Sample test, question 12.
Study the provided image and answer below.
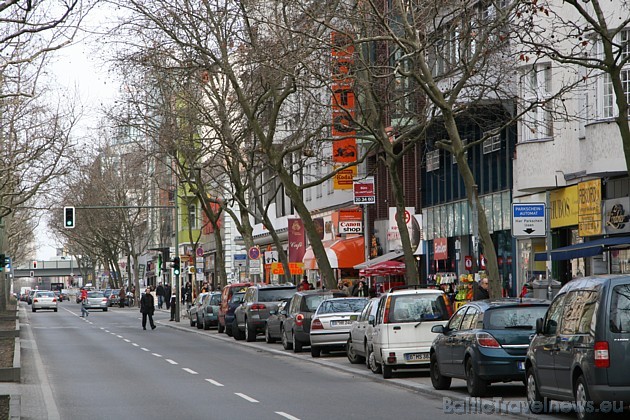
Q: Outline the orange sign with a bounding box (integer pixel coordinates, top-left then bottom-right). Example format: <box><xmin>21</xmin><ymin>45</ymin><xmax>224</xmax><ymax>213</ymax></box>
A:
<box><xmin>331</xmin><ymin>32</ymin><xmax>356</xmax><ymax>165</ymax></box>
<box><xmin>334</xmin><ymin>165</ymin><xmax>357</xmax><ymax>190</ymax></box>
<box><xmin>271</xmin><ymin>262</ymin><xmax>304</xmax><ymax>275</ymax></box>
<box><xmin>339</xmin><ymin>209</ymin><xmax>362</xmax><ymax>221</ymax></box>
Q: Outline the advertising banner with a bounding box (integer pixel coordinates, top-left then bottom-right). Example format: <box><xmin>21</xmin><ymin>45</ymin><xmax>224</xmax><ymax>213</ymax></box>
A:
<box><xmin>578</xmin><ymin>179</ymin><xmax>602</xmax><ymax>236</ymax></box>
<box><xmin>287</xmin><ymin>218</ymin><xmax>306</xmax><ymax>263</ymax></box>
<box><xmin>604</xmin><ymin>197</ymin><xmax>630</xmax><ymax>234</ymax></box>
<box><xmin>550</xmin><ymin>185</ymin><xmax>579</xmax><ymax>228</ymax></box>
<box><xmin>434</xmin><ymin>237</ymin><xmax>448</xmax><ymax>260</ymax></box>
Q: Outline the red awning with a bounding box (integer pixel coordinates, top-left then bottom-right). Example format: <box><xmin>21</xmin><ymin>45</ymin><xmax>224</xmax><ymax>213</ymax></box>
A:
<box><xmin>359</xmin><ymin>260</ymin><xmax>406</xmax><ymax>277</ymax></box>
<box><xmin>302</xmin><ymin>236</ymin><xmax>365</xmax><ymax>269</ymax></box>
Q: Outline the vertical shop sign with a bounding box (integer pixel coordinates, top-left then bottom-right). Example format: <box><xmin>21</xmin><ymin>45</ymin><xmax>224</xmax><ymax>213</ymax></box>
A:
<box><xmin>434</xmin><ymin>238</ymin><xmax>448</xmax><ymax>260</ymax></box>
<box><xmin>287</xmin><ymin>218</ymin><xmax>306</xmax><ymax>263</ymax></box>
<box><xmin>578</xmin><ymin>179</ymin><xmax>602</xmax><ymax>236</ymax></box>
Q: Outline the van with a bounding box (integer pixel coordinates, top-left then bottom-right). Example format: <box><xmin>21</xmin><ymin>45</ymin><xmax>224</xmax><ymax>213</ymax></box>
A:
<box><xmin>217</xmin><ymin>282</ymin><xmax>251</xmax><ymax>334</ymax></box>
<box><xmin>526</xmin><ymin>275</ymin><xmax>630</xmax><ymax>420</ymax></box>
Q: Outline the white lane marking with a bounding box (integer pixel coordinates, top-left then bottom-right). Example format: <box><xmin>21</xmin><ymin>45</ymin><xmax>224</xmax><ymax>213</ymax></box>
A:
<box><xmin>116</xmin><ymin>335</ymin><xmax>123</xmax><ymax>338</ymax></box>
<box><xmin>235</xmin><ymin>393</ymin><xmax>259</xmax><ymax>403</ymax></box>
<box><xmin>205</xmin><ymin>379</ymin><xmax>224</xmax><ymax>387</ymax></box>
<box><xmin>182</xmin><ymin>368</ymin><xmax>198</xmax><ymax>374</ymax></box>
<box><xmin>165</xmin><ymin>359</ymin><xmax>178</xmax><ymax>365</ymax></box>
<box><xmin>132</xmin><ymin>343</ymin><xmax>139</xmax><ymax>347</ymax></box>
<box><xmin>152</xmin><ymin>353</ymin><xmax>162</xmax><ymax>357</ymax></box>
<box><xmin>110</xmin><ymin>332</ymin><xmax>116</xmax><ymax>335</ymax></box>
<box><xmin>123</xmin><ymin>339</ymin><xmax>131</xmax><ymax>343</ymax></box>
<box><xmin>276</xmin><ymin>412</ymin><xmax>300</xmax><ymax>420</ymax></box>
<box><xmin>104</xmin><ymin>330</ymin><xmax>110</xmax><ymax>333</ymax></box>
<box><xmin>141</xmin><ymin>348</ymin><xmax>149</xmax><ymax>352</ymax></box>
<box><xmin>100</xmin><ymin>327</ymin><xmax>105</xmax><ymax>330</ymax></box>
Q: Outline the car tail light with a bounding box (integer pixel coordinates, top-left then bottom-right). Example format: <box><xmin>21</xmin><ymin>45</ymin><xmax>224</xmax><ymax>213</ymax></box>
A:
<box><xmin>251</xmin><ymin>304</ymin><xmax>266</xmax><ymax>310</ymax></box>
<box><xmin>52</xmin><ymin>298</ymin><xmax>57</xmax><ymax>302</ymax></box>
<box><xmin>33</xmin><ymin>299</ymin><xmax>38</xmax><ymax>303</ymax></box>
<box><xmin>296</xmin><ymin>313</ymin><xmax>305</xmax><ymax>326</ymax></box>
<box><xmin>387</xmin><ymin>352</ymin><xmax>397</xmax><ymax>364</ymax></box>
<box><xmin>311</xmin><ymin>319</ymin><xmax>324</xmax><ymax>330</ymax></box>
<box><xmin>102</xmin><ymin>298</ymin><xmax>108</xmax><ymax>303</ymax></box>
<box><xmin>383</xmin><ymin>297</ymin><xmax>392</xmax><ymax>324</ymax></box>
<box><xmin>594</xmin><ymin>341</ymin><xmax>610</xmax><ymax>368</ymax></box>
<box><xmin>476</xmin><ymin>332</ymin><xmax>501</xmax><ymax>348</ymax></box>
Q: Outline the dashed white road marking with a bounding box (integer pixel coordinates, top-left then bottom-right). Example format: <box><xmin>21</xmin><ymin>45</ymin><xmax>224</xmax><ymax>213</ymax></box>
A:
<box><xmin>116</xmin><ymin>335</ymin><xmax>123</xmax><ymax>338</ymax></box>
<box><xmin>235</xmin><ymin>393</ymin><xmax>259</xmax><ymax>403</ymax></box>
<box><xmin>152</xmin><ymin>353</ymin><xmax>162</xmax><ymax>357</ymax></box>
<box><xmin>165</xmin><ymin>359</ymin><xmax>178</xmax><ymax>365</ymax></box>
<box><xmin>276</xmin><ymin>412</ymin><xmax>300</xmax><ymax>420</ymax></box>
<box><xmin>104</xmin><ymin>330</ymin><xmax>110</xmax><ymax>333</ymax></box>
<box><xmin>205</xmin><ymin>379</ymin><xmax>224</xmax><ymax>387</ymax></box>
<box><xmin>123</xmin><ymin>339</ymin><xmax>131</xmax><ymax>343</ymax></box>
<box><xmin>132</xmin><ymin>343</ymin><xmax>139</xmax><ymax>347</ymax></box>
<box><xmin>182</xmin><ymin>368</ymin><xmax>198</xmax><ymax>374</ymax></box>
<box><xmin>141</xmin><ymin>348</ymin><xmax>149</xmax><ymax>352</ymax></box>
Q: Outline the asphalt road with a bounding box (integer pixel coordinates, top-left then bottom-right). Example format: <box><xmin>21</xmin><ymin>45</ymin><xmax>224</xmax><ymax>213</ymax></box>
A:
<box><xmin>21</xmin><ymin>302</ymin><xmax>602</xmax><ymax>420</ymax></box>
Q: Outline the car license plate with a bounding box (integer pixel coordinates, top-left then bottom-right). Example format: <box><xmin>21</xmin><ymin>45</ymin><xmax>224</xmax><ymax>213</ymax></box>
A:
<box><xmin>404</xmin><ymin>352</ymin><xmax>430</xmax><ymax>362</ymax></box>
<box><xmin>517</xmin><ymin>361</ymin><xmax>525</xmax><ymax>371</ymax></box>
<box><xmin>331</xmin><ymin>320</ymin><xmax>353</xmax><ymax>326</ymax></box>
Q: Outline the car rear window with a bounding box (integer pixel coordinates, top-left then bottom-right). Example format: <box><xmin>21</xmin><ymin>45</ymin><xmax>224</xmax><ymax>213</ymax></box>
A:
<box><xmin>37</xmin><ymin>292</ymin><xmax>54</xmax><ymax>297</ymax></box>
<box><xmin>317</xmin><ymin>298</ymin><xmax>368</xmax><ymax>314</ymax></box>
<box><xmin>610</xmin><ymin>284</ymin><xmax>630</xmax><ymax>333</ymax></box>
<box><xmin>89</xmin><ymin>292</ymin><xmax>104</xmax><ymax>298</ymax></box>
<box><xmin>258</xmin><ymin>288</ymin><xmax>296</xmax><ymax>302</ymax></box>
<box><xmin>305</xmin><ymin>294</ymin><xmax>337</xmax><ymax>311</ymax></box>
<box><xmin>230</xmin><ymin>292</ymin><xmax>244</xmax><ymax>303</ymax></box>
<box><xmin>210</xmin><ymin>294</ymin><xmax>221</xmax><ymax>305</ymax></box>
<box><xmin>485</xmin><ymin>306</ymin><xmax>548</xmax><ymax>329</ymax></box>
<box><xmin>389</xmin><ymin>293</ymin><xmax>450</xmax><ymax>322</ymax></box>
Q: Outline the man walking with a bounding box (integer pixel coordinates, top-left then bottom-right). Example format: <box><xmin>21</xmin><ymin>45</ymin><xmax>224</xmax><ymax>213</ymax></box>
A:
<box><xmin>164</xmin><ymin>284</ymin><xmax>171</xmax><ymax>310</ymax></box>
<box><xmin>156</xmin><ymin>282</ymin><xmax>165</xmax><ymax>309</ymax></box>
<box><xmin>80</xmin><ymin>291</ymin><xmax>89</xmax><ymax>318</ymax></box>
<box><xmin>140</xmin><ymin>287</ymin><xmax>156</xmax><ymax>330</ymax></box>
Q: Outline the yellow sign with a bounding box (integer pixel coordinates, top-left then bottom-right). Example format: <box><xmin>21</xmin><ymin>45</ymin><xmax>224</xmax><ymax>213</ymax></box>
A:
<box><xmin>550</xmin><ymin>185</ymin><xmax>579</xmax><ymax>228</ymax></box>
<box><xmin>271</xmin><ymin>262</ymin><xmax>304</xmax><ymax>275</ymax></box>
<box><xmin>334</xmin><ymin>165</ymin><xmax>357</xmax><ymax>190</ymax></box>
<box><xmin>578</xmin><ymin>179</ymin><xmax>602</xmax><ymax>237</ymax></box>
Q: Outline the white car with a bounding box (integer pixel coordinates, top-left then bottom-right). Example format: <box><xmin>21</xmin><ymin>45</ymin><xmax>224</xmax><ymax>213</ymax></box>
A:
<box><xmin>369</xmin><ymin>287</ymin><xmax>451</xmax><ymax>379</ymax></box>
<box><xmin>309</xmin><ymin>297</ymin><xmax>369</xmax><ymax>357</ymax></box>
<box><xmin>32</xmin><ymin>290</ymin><xmax>59</xmax><ymax>312</ymax></box>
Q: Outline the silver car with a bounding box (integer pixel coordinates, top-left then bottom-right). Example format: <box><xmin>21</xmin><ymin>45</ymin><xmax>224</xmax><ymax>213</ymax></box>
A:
<box><xmin>347</xmin><ymin>297</ymin><xmax>380</xmax><ymax>365</ymax></box>
<box><xmin>32</xmin><ymin>290</ymin><xmax>59</xmax><ymax>312</ymax></box>
<box><xmin>310</xmin><ymin>297</ymin><xmax>369</xmax><ymax>358</ymax></box>
<box><xmin>84</xmin><ymin>291</ymin><xmax>109</xmax><ymax>311</ymax></box>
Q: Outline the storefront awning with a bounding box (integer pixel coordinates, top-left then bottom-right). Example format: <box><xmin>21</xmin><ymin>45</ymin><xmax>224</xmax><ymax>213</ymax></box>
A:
<box><xmin>534</xmin><ymin>236</ymin><xmax>630</xmax><ymax>261</ymax></box>
<box><xmin>354</xmin><ymin>250</ymin><xmax>404</xmax><ymax>270</ymax></box>
<box><xmin>302</xmin><ymin>236</ymin><xmax>365</xmax><ymax>269</ymax></box>
<box><xmin>359</xmin><ymin>260</ymin><xmax>406</xmax><ymax>277</ymax></box>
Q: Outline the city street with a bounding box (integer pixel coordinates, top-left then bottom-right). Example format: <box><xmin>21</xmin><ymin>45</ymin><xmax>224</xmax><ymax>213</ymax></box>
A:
<box><xmin>17</xmin><ymin>301</ymin><xmax>589</xmax><ymax>420</ymax></box>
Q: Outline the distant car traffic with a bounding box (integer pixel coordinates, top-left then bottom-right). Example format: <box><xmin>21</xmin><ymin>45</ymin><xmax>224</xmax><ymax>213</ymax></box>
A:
<box><xmin>31</xmin><ymin>291</ymin><xmax>59</xmax><ymax>312</ymax></box>
<box><xmin>309</xmin><ymin>297</ymin><xmax>369</xmax><ymax>357</ymax></box>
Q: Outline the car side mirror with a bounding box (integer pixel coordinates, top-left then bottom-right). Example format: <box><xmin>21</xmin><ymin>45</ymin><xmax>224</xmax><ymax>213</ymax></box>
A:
<box><xmin>431</xmin><ymin>324</ymin><xmax>445</xmax><ymax>334</ymax></box>
<box><xmin>535</xmin><ymin>318</ymin><xmax>544</xmax><ymax>335</ymax></box>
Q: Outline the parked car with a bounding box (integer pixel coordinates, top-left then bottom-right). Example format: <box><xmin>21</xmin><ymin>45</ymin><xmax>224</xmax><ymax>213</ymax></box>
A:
<box><xmin>233</xmin><ymin>284</ymin><xmax>298</xmax><ymax>342</ymax></box>
<box><xmin>347</xmin><ymin>297</ymin><xmax>380</xmax><ymax>364</ymax></box>
<box><xmin>310</xmin><ymin>297</ymin><xmax>369</xmax><ymax>357</ymax></box>
<box><xmin>106</xmin><ymin>289</ymin><xmax>121</xmax><ymax>307</ymax></box>
<box><xmin>218</xmin><ymin>282</ymin><xmax>252</xmax><ymax>333</ymax></box>
<box><xmin>224</xmin><ymin>292</ymin><xmax>246</xmax><ymax>337</ymax></box>
<box><xmin>429</xmin><ymin>298</ymin><xmax>550</xmax><ymax>397</ymax></box>
<box><xmin>31</xmin><ymin>290</ymin><xmax>59</xmax><ymax>312</ymax></box>
<box><xmin>281</xmin><ymin>289</ymin><xmax>347</xmax><ymax>353</ymax></box>
<box><xmin>525</xmin><ymin>275</ymin><xmax>630</xmax><ymax>420</ymax></box>
<box><xmin>265</xmin><ymin>298</ymin><xmax>292</xmax><ymax>343</ymax></box>
<box><xmin>83</xmin><ymin>291</ymin><xmax>109</xmax><ymax>311</ymax></box>
<box><xmin>369</xmin><ymin>286</ymin><xmax>452</xmax><ymax>379</ymax></box>
<box><xmin>27</xmin><ymin>289</ymin><xmax>37</xmax><ymax>305</ymax></box>
<box><xmin>198</xmin><ymin>292</ymin><xmax>222</xmax><ymax>330</ymax></box>
<box><xmin>188</xmin><ymin>292</ymin><xmax>210</xmax><ymax>327</ymax></box>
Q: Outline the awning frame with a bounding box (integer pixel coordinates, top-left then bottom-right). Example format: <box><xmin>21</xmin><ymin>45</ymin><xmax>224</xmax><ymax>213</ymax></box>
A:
<box><xmin>534</xmin><ymin>236</ymin><xmax>630</xmax><ymax>261</ymax></box>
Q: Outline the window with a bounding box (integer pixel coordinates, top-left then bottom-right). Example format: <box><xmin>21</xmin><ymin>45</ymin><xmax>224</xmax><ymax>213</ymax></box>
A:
<box><xmin>485</xmin><ymin>306</ymin><xmax>549</xmax><ymax>329</ymax></box>
<box><xmin>543</xmin><ymin>293</ymin><xmax>566</xmax><ymax>335</ymax></box>
<box><xmin>447</xmin><ymin>306</ymin><xmax>467</xmax><ymax>331</ymax></box>
<box><xmin>188</xmin><ymin>204</ymin><xmax>198</xmax><ymax>229</ymax></box>
<box><xmin>610</xmin><ymin>284</ymin><xmax>630</xmax><ymax>333</ymax></box>
<box><xmin>521</xmin><ymin>63</ymin><xmax>553</xmax><ymax>142</ymax></box>
<box><xmin>599</xmin><ymin>29</ymin><xmax>630</xmax><ymax>118</ymax></box>
<box><xmin>560</xmin><ymin>290</ymin><xmax>598</xmax><ymax>335</ymax></box>
<box><xmin>427</xmin><ymin>149</ymin><xmax>440</xmax><ymax>172</ymax></box>
<box><xmin>482</xmin><ymin>135</ymin><xmax>501</xmax><ymax>154</ymax></box>
<box><xmin>460</xmin><ymin>307</ymin><xmax>480</xmax><ymax>330</ymax></box>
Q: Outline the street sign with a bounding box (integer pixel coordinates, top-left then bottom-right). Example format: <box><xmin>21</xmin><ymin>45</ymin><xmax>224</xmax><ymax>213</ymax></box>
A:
<box><xmin>512</xmin><ymin>203</ymin><xmax>546</xmax><ymax>237</ymax></box>
<box><xmin>248</xmin><ymin>246</ymin><xmax>261</xmax><ymax>260</ymax></box>
<box><xmin>339</xmin><ymin>220</ymin><xmax>363</xmax><ymax>234</ymax></box>
<box><xmin>264</xmin><ymin>251</ymin><xmax>278</xmax><ymax>265</ymax></box>
<box><xmin>353</xmin><ymin>177</ymin><xmax>375</xmax><ymax>204</ymax></box>
<box><xmin>249</xmin><ymin>259</ymin><xmax>261</xmax><ymax>275</ymax></box>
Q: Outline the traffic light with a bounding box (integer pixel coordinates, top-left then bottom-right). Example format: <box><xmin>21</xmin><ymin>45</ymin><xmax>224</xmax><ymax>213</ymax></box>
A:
<box><xmin>32</xmin><ymin>260</ymin><xmax>37</xmax><ymax>269</ymax></box>
<box><xmin>171</xmin><ymin>257</ymin><xmax>180</xmax><ymax>276</ymax></box>
<box><xmin>64</xmin><ymin>206</ymin><xmax>75</xmax><ymax>228</ymax></box>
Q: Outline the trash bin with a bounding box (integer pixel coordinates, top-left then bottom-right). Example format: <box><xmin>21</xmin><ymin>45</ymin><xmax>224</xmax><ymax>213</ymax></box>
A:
<box><xmin>532</xmin><ymin>279</ymin><xmax>562</xmax><ymax>300</ymax></box>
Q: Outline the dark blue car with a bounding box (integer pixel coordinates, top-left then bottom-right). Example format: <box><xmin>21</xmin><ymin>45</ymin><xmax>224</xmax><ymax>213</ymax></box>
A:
<box><xmin>224</xmin><ymin>292</ymin><xmax>245</xmax><ymax>337</ymax></box>
<box><xmin>429</xmin><ymin>298</ymin><xmax>549</xmax><ymax>397</ymax></box>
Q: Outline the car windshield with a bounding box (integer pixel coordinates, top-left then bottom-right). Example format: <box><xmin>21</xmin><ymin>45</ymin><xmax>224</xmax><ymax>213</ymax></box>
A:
<box><xmin>258</xmin><ymin>288</ymin><xmax>296</xmax><ymax>302</ymax></box>
<box><xmin>88</xmin><ymin>291</ymin><xmax>104</xmax><ymax>298</ymax></box>
<box><xmin>389</xmin><ymin>294</ymin><xmax>450</xmax><ymax>322</ymax></box>
<box><xmin>317</xmin><ymin>298</ymin><xmax>368</xmax><ymax>314</ymax></box>
<box><xmin>610</xmin><ymin>284</ymin><xmax>630</xmax><ymax>333</ymax></box>
<box><xmin>37</xmin><ymin>292</ymin><xmax>54</xmax><ymax>297</ymax></box>
<box><xmin>305</xmin><ymin>294</ymin><xmax>336</xmax><ymax>312</ymax></box>
<box><xmin>230</xmin><ymin>292</ymin><xmax>245</xmax><ymax>304</ymax></box>
<box><xmin>209</xmin><ymin>294</ymin><xmax>221</xmax><ymax>305</ymax></box>
<box><xmin>485</xmin><ymin>306</ymin><xmax>549</xmax><ymax>329</ymax></box>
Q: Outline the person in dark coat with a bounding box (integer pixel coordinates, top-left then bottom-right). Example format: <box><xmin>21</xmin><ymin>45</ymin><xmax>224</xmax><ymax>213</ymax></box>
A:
<box><xmin>156</xmin><ymin>282</ymin><xmax>165</xmax><ymax>309</ymax></box>
<box><xmin>140</xmin><ymin>287</ymin><xmax>156</xmax><ymax>330</ymax></box>
<box><xmin>169</xmin><ymin>289</ymin><xmax>177</xmax><ymax>321</ymax></box>
<box><xmin>473</xmin><ymin>278</ymin><xmax>490</xmax><ymax>301</ymax></box>
<box><xmin>164</xmin><ymin>284</ymin><xmax>172</xmax><ymax>310</ymax></box>
<box><xmin>185</xmin><ymin>282</ymin><xmax>193</xmax><ymax>309</ymax></box>
<box><xmin>352</xmin><ymin>280</ymin><xmax>369</xmax><ymax>297</ymax></box>
<box><xmin>119</xmin><ymin>286</ymin><xmax>126</xmax><ymax>308</ymax></box>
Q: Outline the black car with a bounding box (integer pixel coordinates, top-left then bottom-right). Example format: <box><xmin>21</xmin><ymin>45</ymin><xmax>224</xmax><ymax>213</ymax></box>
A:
<box><xmin>526</xmin><ymin>275</ymin><xmax>630</xmax><ymax>420</ymax></box>
<box><xmin>430</xmin><ymin>298</ymin><xmax>549</xmax><ymax>397</ymax></box>
<box><xmin>224</xmin><ymin>292</ymin><xmax>245</xmax><ymax>337</ymax></box>
<box><xmin>265</xmin><ymin>298</ymin><xmax>292</xmax><ymax>343</ymax></box>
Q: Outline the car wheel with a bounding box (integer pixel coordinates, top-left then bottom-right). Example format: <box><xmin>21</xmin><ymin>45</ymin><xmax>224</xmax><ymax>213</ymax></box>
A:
<box><xmin>466</xmin><ymin>358</ymin><xmax>487</xmax><ymax>397</ymax></box>
<box><xmin>281</xmin><ymin>327</ymin><xmax>293</xmax><ymax>350</ymax></box>
<box><xmin>526</xmin><ymin>367</ymin><xmax>547</xmax><ymax>414</ymax></box>
<box><xmin>311</xmin><ymin>345</ymin><xmax>321</xmax><ymax>358</ymax></box>
<box><xmin>203</xmin><ymin>318</ymin><xmax>210</xmax><ymax>330</ymax></box>
<box><xmin>196</xmin><ymin>315</ymin><xmax>203</xmax><ymax>329</ymax></box>
<box><xmin>32</xmin><ymin>308</ymin><xmax>36</xmax><ymax>313</ymax></box>
<box><xmin>103</xmin><ymin>308</ymin><xmax>108</xmax><ymax>312</ymax></box>
<box><xmin>382</xmin><ymin>363</ymin><xmax>393</xmax><ymax>379</ymax></box>
<box><xmin>54</xmin><ymin>308</ymin><xmax>58</xmax><ymax>313</ymax></box>
<box><xmin>430</xmin><ymin>352</ymin><xmax>452</xmax><ymax>390</ymax></box>
<box><xmin>347</xmin><ymin>338</ymin><xmax>365</xmax><ymax>364</ymax></box>
<box><xmin>368</xmin><ymin>348</ymin><xmax>382</xmax><ymax>374</ymax></box>
<box><xmin>245</xmin><ymin>320</ymin><xmax>257</xmax><ymax>342</ymax></box>
<box><xmin>190</xmin><ymin>315</ymin><xmax>195</xmax><ymax>327</ymax></box>
<box><xmin>575</xmin><ymin>375</ymin><xmax>598</xmax><ymax>420</ymax></box>
<box><xmin>225</xmin><ymin>323</ymin><xmax>233</xmax><ymax>337</ymax></box>
<box><xmin>218</xmin><ymin>322</ymin><xmax>225</xmax><ymax>334</ymax></box>
<box><xmin>265</xmin><ymin>325</ymin><xmax>276</xmax><ymax>343</ymax></box>
<box><xmin>233</xmin><ymin>319</ymin><xmax>244</xmax><ymax>340</ymax></box>
<box><xmin>293</xmin><ymin>332</ymin><xmax>303</xmax><ymax>353</ymax></box>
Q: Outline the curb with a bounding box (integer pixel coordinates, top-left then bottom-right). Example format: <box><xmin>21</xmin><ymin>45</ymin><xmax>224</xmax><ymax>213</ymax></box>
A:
<box><xmin>0</xmin><ymin>311</ymin><xmax>20</xmax><ymax>382</ymax></box>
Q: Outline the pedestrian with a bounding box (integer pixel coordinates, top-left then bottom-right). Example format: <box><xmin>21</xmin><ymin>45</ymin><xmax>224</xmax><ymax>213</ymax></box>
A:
<box><xmin>156</xmin><ymin>282</ymin><xmax>165</xmax><ymax>309</ymax></box>
<box><xmin>140</xmin><ymin>287</ymin><xmax>156</xmax><ymax>330</ymax></box>
<box><xmin>353</xmin><ymin>280</ymin><xmax>369</xmax><ymax>297</ymax></box>
<box><xmin>185</xmin><ymin>282</ymin><xmax>193</xmax><ymax>310</ymax></box>
<box><xmin>181</xmin><ymin>284</ymin><xmax>186</xmax><ymax>305</ymax></box>
<box><xmin>80</xmin><ymin>290</ymin><xmax>89</xmax><ymax>318</ymax></box>
<box><xmin>169</xmin><ymin>289</ymin><xmax>177</xmax><ymax>321</ymax></box>
<box><xmin>119</xmin><ymin>285</ymin><xmax>126</xmax><ymax>308</ymax></box>
<box><xmin>298</xmin><ymin>277</ymin><xmax>310</xmax><ymax>291</ymax></box>
<box><xmin>164</xmin><ymin>284</ymin><xmax>171</xmax><ymax>310</ymax></box>
<box><xmin>473</xmin><ymin>278</ymin><xmax>490</xmax><ymax>301</ymax></box>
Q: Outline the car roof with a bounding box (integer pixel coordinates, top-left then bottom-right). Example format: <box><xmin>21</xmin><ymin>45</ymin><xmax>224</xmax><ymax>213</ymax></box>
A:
<box><xmin>296</xmin><ymin>289</ymin><xmax>344</xmax><ymax>296</ymax></box>
<box><xmin>386</xmin><ymin>287</ymin><xmax>445</xmax><ymax>296</ymax></box>
<box><xmin>464</xmin><ymin>297</ymin><xmax>550</xmax><ymax>309</ymax></box>
<box><xmin>558</xmin><ymin>274</ymin><xmax>630</xmax><ymax>294</ymax></box>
